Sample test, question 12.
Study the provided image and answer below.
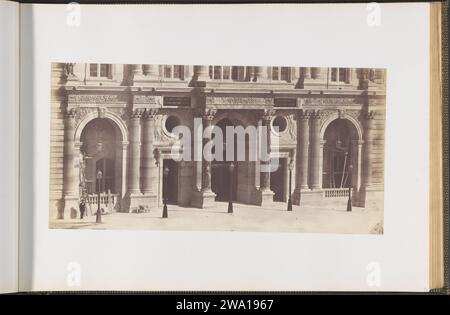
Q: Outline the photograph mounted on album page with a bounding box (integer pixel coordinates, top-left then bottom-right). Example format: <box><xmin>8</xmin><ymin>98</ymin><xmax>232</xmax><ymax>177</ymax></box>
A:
<box><xmin>0</xmin><ymin>1</ymin><xmax>444</xmax><ymax>293</ymax></box>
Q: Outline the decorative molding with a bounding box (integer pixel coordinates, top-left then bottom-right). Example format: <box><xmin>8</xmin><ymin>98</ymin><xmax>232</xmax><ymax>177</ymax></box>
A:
<box><xmin>202</xmin><ymin>108</ymin><xmax>217</xmax><ymax>121</ymax></box>
<box><xmin>133</xmin><ymin>95</ymin><xmax>163</xmax><ymax>106</ymax></box>
<box><xmin>68</xmin><ymin>94</ymin><xmax>123</xmax><ymax>104</ymax></box>
<box><xmin>366</xmin><ymin>110</ymin><xmax>376</xmax><ymax>120</ymax></box>
<box><xmin>303</xmin><ymin>97</ymin><xmax>358</xmax><ymax>106</ymax></box>
<box><xmin>206</xmin><ymin>96</ymin><xmax>274</xmax><ymax>107</ymax></box>
<box><xmin>262</xmin><ymin>108</ymin><xmax>276</xmax><ymax>121</ymax></box>
<box><xmin>144</xmin><ymin>108</ymin><xmax>159</xmax><ymax>119</ymax></box>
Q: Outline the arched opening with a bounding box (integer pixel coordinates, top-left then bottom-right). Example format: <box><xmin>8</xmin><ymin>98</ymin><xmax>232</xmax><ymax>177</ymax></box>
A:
<box><xmin>322</xmin><ymin>119</ymin><xmax>359</xmax><ymax>189</ymax></box>
<box><xmin>211</xmin><ymin>118</ymin><xmax>239</xmax><ymax>201</ymax></box>
<box><xmin>80</xmin><ymin>118</ymin><xmax>124</xmax><ymax>211</ymax></box>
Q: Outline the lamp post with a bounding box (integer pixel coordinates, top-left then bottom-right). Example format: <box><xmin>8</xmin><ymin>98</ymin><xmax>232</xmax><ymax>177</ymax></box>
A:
<box><xmin>96</xmin><ymin>169</ymin><xmax>102</xmax><ymax>223</ymax></box>
<box><xmin>287</xmin><ymin>160</ymin><xmax>293</xmax><ymax>211</ymax></box>
<box><xmin>162</xmin><ymin>166</ymin><xmax>169</xmax><ymax>218</ymax></box>
<box><xmin>347</xmin><ymin>164</ymin><xmax>353</xmax><ymax>212</ymax></box>
<box><xmin>228</xmin><ymin>162</ymin><xmax>235</xmax><ymax>214</ymax></box>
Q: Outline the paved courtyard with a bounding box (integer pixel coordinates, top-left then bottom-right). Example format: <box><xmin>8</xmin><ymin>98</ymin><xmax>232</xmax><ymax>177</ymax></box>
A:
<box><xmin>50</xmin><ymin>202</ymin><xmax>383</xmax><ymax>234</ymax></box>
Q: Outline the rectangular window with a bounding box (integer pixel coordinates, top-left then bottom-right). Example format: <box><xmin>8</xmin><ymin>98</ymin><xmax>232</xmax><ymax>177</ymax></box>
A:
<box><xmin>223</xmin><ymin>66</ymin><xmax>231</xmax><ymax>80</ymax></box>
<box><xmin>213</xmin><ymin>66</ymin><xmax>221</xmax><ymax>80</ymax></box>
<box><xmin>90</xmin><ymin>64</ymin><xmax>98</xmax><ymax>77</ymax></box>
<box><xmin>331</xmin><ymin>68</ymin><xmax>349</xmax><ymax>83</ymax></box>
<box><xmin>173</xmin><ymin>65</ymin><xmax>184</xmax><ymax>80</ymax></box>
<box><xmin>272</xmin><ymin>67</ymin><xmax>279</xmax><ymax>80</ymax></box>
<box><xmin>89</xmin><ymin>64</ymin><xmax>111</xmax><ymax>78</ymax></box>
<box><xmin>164</xmin><ymin>65</ymin><xmax>172</xmax><ymax>78</ymax></box>
<box><xmin>281</xmin><ymin>67</ymin><xmax>290</xmax><ymax>81</ymax></box>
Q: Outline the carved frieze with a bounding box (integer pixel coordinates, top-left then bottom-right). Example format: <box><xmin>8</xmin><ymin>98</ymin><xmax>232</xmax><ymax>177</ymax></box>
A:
<box><xmin>302</xmin><ymin>97</ymin><xmax>359</xmax><ymax>107</ymax></box>
<box><xmin>206</xmin><ymin>96</ymin><xmax>274</xmax><ymax>107</ymax></box>
<box><xmin>133</xmin><ymin>95</ymin><xmax>163</xmax><ymax>106</ymax></box>
<box><xmin>68</xmin><ymin>94</ymin><xmax>124</xmax><ymax>105</ymax></box>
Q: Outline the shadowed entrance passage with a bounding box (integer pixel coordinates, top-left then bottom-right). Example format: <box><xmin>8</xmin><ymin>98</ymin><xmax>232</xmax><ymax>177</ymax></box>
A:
<box><xmin>163</xmin><ymin>159</ymin><xmax>179</xmax><ymax>205</ymax></box>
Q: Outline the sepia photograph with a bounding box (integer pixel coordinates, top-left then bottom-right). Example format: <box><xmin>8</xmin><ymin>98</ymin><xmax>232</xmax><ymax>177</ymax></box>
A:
<box><xmin>49</xmin><ymin>63</ymin><xmax>386</xmax><ymax>234</ymax></box>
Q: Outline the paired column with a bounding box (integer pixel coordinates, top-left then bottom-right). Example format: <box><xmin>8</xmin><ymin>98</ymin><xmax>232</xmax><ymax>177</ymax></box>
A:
<box><xmin>128</xmin><ymin>109</ymin><xmax>142</xmax><ymax>194</ymax></box>
<box><xmin>254</xmin><ymin>66</ymin><xmax>268</xmax><ymax>82</ymax></box>
<box><xmin>363</xmin><ymin>111</ymin><xmax>375</xmax><ymax>188</ymax></box>
<box><xmin>142</xmin><ymin>64</ymin><xmax>159</xmax><ymax>78</ymax></box>
<box><xmin>260</xmin><ymin>109</ymin><xmax>274</xmax><ymax>191</ymax></box>
<box><xmin>141</xmin><ymin>109</ymin><xmax>157</xmax><ymax>194</ymax></box>
<box><xmin>202</xmin><ymin>109</ymin><xmax>216</xmax><ymax>192</ymax></box>
<box><xmin>194</xmin><ymin>65</ymin><xmax>210</xmax><ymax>82</ymax></box>
<box><xmin>297</xmin><ymin>110</ymin><xmax>310</xmax><ymax>189</ymax></box>
<box><xmin>309</xmin><ymin>110</ymin><xmax>322</xmax><ymax>190</ymax></box>
<box><xmin>63</xmin><ymin>109</ymin><xmax>78</xmax><ymax>197</ymax></box>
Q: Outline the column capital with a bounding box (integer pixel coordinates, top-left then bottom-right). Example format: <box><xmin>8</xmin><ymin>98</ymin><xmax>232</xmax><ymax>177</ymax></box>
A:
<box><xmin>310</xmin><ymin>110</ymin><xmax>322</xmax><ymax>120</ymax></box>
<box><xmin>365</xmin><ymin>110</ymin><xmax>376</xmax><ymax>120</ymax></box>
<box><xmin>144</xmin><ymin>108</ymin><xmax>159</xmax><ymax>120</ymax></box>
<box><xmin>262</xmin><ymin>108</ymin><xmax>276</xmax><ymax>122</ymax></box>
<box><xmin>131</xmin><ymin>109</ymin><xmax>144</xmax><ymax>119</ymax></box>
<box><xmin>297</xmin><ymin>109</ymin><xmax>311</xmax><ymax>120</ymax></box>
<box><xmin>65</xmin><ymin>108</ymin><xmax>77</xmax><ymax>119</ymax></box>
<box><xmin>202</xmin><ymin>108</ymin><xmax>217</xmax><ymax>121</ymax></box>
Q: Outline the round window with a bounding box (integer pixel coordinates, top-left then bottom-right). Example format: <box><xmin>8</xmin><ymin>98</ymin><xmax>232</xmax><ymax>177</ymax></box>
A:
<box><xmin>164</xmin><ymin>115</ymin><xmax>180</xmax><ymax>134</ymax></box>
<box><xmin>272</xmin><ymin>116</ymin><xmax>288</xmax><ymax>133</ymax></box>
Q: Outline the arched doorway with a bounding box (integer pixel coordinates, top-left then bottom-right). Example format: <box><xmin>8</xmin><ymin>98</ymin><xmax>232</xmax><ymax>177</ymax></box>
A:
<box><xmin>322</xmin><ymin>119</ymin><xmax>359</xmax><ymax>189</ymax></box>
<box><xmin>80</xmin><ymin>118</ymin><xmax>124</xmax><ymax>211</ymax></box>
<box><xmin>211</xmin><ymin>118</ymin><xmax>238</xmax><ymax>201</ymax></box>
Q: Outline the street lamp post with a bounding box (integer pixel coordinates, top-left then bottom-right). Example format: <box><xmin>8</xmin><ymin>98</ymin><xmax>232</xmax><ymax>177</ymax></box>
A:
<box><xmin>162</xmin><ymin>166</ymin><xmax>169</xmax><ymax>218</ymax></box>
<box><xmin>287</xmin><ymin>160</ymin><xmax>293</xmax><ymax>211</ymax></box>
<box><xmin>228</xmin><ymin>162</ymin><xmax>235</xmax><ymax>214</ymax></box>
<box><xmin>347</xmin><ymin>164</ymin><xmax>353</xmax><ymax>212</ymax></box>
<box><xmin>96</xmin><ymin>170</ymin><xmax>102</xmax><ymax>223</ymax></box>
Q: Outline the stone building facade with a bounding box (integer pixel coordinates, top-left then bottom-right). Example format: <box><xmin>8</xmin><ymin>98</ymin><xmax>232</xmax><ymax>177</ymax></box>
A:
<box><xmin>50</xmin><ymin>63</ymin><xmax>386</xmax><ymax>220</ymax></box>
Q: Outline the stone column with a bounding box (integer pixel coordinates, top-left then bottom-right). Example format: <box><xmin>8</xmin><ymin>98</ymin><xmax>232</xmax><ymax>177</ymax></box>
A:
<box><xmin>256</xmin><ymin>109</ymin><xmax>275</xmax><ymax>205</ymax></box>
<box><xmin>142</xmin><ymin>64</ymin><xmax>159</xmax><ymax>78</ymax></box>
<box><xmin>301</xmin><ymin>67</ymin><xmax>311</xmax><ymax>79</ymax></box>
<box><xmin>141</xmin><ymin>109</ymin><xmax>157</xmax><ymax>195</ymax></box>
<box><xmin>363</xmin><ymin>111</ymin><xmax>375</xmax><ymax>188</ymax></box>
<box><xmin>128</xmin><ymin>110</ymin><xmax>142</xmax><ymax>194</ymax></box>
<box><xmin>62</xmin><ymin>109</ymin><xmax>79</xmax><ymax>219</ymax></box>
<box><xmin>125</xmin><ymin>110</ymin><xmax>147</xmax><ymax>212</ymax></box>
<box><xmin>309</xmin><ymin>110</ymin><xmax>322</xmax><ymax>190</ymax></box>
<box><xmin>191</xmin><ymin>108</ymin><xmax>217</xmax><ymax>208</ymax></box>
<box><xmin>310</xmin><ymin>67</ymin><xmax>322</xmax><ymax>79</ymax></box>
<box><xmin>254</xmin><ymin>66</ymin><xmax>268</xmax><ymax>82</ymax></box>
<box><xmin>194</xmin><ymin>65</ymin><xmax>210</xmax><ymax>82</ymax></box>
<box><xmin>292</xmin><ymin>110</ymin><xmax>310</xmax><ymax>205</ymax></box>
<box><xmin>202</xmin><ymin>110</ymin><xmax>215</xmax><ymax>192</ymax></box>
<box><xmin>260</xmin><ymin>110</ymin><xmax>273</xmax><ymax>191</ymax></box>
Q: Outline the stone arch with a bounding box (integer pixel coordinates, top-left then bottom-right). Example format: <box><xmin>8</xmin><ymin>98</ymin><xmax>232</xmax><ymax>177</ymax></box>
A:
<box><xmin>74</xmin><ymin>109</ymin><xmax>128</xmax><ymax>144</ymax></box>
<box><xmin>320</xmin><ymin>112</ymin><xmax>363</xmax><ymax>141</ymax></box>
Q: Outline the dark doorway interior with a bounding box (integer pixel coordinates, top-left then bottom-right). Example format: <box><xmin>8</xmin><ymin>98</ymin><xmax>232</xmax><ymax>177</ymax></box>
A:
<box><xmin>163</xmin><ymin>159</ymin><xmax>178</xmax><ymax>205</ymax></box>
<box><xmin>212</xmin><ymin>162</ymin><xmax>237</xmax><ymax>202</ymax></box>
<box><xmin>270</xmin><ymin>158</ymin><xmax>286</xmax><ymax>202</ymax></box>
<box><xmin>95</xmin><ymin>158</ymin><xmax>115</xmax><ymax>193</ymax></box>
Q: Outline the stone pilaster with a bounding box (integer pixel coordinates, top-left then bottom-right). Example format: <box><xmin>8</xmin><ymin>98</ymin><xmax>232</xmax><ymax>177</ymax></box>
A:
<box><xmin>293</xmin><ymin>110</ymin><xmax>310</xmax><ymax>205</ymax></box>
<box><xmin>62</xmin><ymin>109</ymin><xmax>79</xmax><ymax>219</ymax></box>
<box><xmin>255</xmin><ymin>109</ymin><xmax>275</xmax><ymax>205</ymax></box>
<box><xmin>363</xmin><ymin>111</ymin><xmax>375</xmax><ymax>189</ymax></box>
<box><xmin>139</xmin><ymin>109</ymin><xmax>158</xmax><ymax>209</ymax></box>
<box><xmin>142</xmin><ymin>64</ymin><xmax>159</xmax><ymax>79</ymax></box>
<box><xmin>194</xmin><ymin>65</ymin><xmax>210</xmax><ymax>84</ymax></box>
<box><xmin>254</xmin><ymin>66</ymin><xmax>269</xmax><ymax>82</ymax></box>
<box><xmin>191</xmin><ymin>108</ymin><xmax>216</xmax><ymax>208</ymax></box>
<box><xmin>309</xmin><ymin>110</ymin><xmax>322</xmax><ymax>190</ymax></box>
<box><xmin>125</xmin><ymin>109</ymin><xmax>146</xmax><ymax>212</ymax></box>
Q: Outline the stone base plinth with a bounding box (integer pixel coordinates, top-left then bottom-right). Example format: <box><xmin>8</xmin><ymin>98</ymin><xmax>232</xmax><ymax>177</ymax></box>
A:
<box><xmin>358</xmin><ymin>187</ymin><xmax>384</xmax><ymax>210</ymax></box>
<box><xmin>63</xmin><ymin>195</ymin><xmax>79</xmax><ymax>219</ymax></box>
<box><xmin>125</xmin><ymin>193</ymin><xmax>157</xmax><ymax>213</ymax></box>
<box><xmin>254</xmin><ymin>189</ymin><xmax>275</xmax><ymax>206</ymax></box>
<box><xmin>191</xmin><ymin>190</ymin><xmax>217</xmax><ymax>208</ymax></box>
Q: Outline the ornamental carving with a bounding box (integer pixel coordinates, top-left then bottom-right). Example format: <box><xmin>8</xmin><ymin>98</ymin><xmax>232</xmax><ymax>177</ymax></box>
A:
<box><xmin>133</xmin><ymin>95</ymin><xmax>163</xmax><ymax>106</ymax></box>
<box><xmin>68</xmin><ymin>94</ymin><xmax>122</xmax><ymax>104</ymax></box>
<box><xmin>206</xmin><ymin>96</ymin><xmax>274</xmax><ymax>107</ymax></box>
<box><xmin>287</xmin><ymin>115</ymin><xmax>297</xmax><ymax>141</ymax></box>
<box><xmin>303</xmin><ymin>97</ymin><xmax>358</xmax><ymax>106</ymax></box>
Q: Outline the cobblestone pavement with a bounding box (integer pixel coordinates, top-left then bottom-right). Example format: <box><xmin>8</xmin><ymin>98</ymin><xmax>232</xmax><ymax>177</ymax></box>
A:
<box><xmin>50</xmin><ymin>202</ymin><xmax>383</xmax><ymax>234</ymax></box>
